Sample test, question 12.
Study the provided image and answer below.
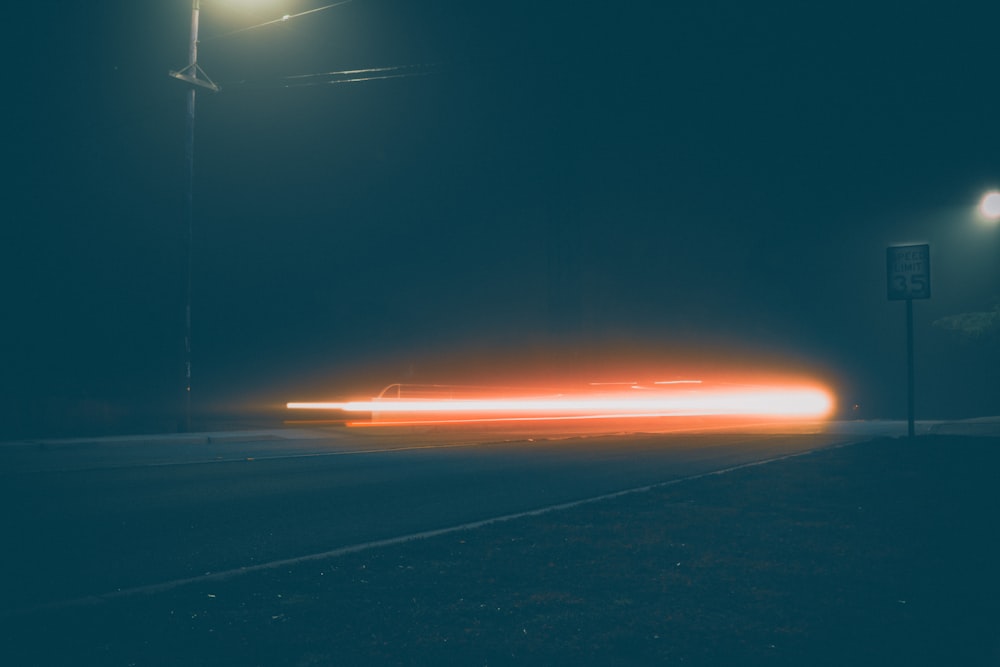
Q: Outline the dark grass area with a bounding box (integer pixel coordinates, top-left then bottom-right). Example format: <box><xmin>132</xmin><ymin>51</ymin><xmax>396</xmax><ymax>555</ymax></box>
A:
<box><xmin>6</xmin><ymin>435</ymin><xmax>1000</xmax><ymax>666</ymax></box>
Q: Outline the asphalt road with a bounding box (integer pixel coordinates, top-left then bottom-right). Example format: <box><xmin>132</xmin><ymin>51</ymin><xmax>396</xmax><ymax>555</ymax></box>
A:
<box><xmin>0</xmin><ymin>419</ymin><xmax>912</xmax><ymax>616</ymax></box>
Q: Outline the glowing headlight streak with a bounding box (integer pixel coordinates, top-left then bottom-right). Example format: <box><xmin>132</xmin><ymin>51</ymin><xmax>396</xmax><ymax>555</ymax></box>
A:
<box><xmin>287</xmin><ymin>384</ymin><xmax>834</xmax><ymax>425</ymax></box>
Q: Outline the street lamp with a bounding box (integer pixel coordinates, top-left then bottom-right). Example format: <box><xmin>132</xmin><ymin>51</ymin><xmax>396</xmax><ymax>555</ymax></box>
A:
<box><xmin>169</xmin><ymin>0</ymin><xmax>221</xmax><ymax>432</ymax></box>
<box><xmin>165</xmin><ymin>1</ymin><xmax>370</xmax><ymax>430</ymax></box>
<box><xmin>979</xmin><ymin>190</ymin><xmax>1000</xmax><ymax>221</ymax></box>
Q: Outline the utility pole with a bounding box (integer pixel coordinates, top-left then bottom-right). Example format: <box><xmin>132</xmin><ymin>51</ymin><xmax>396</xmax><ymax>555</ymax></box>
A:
<box><xmin>169</xmin><ymin>0</ymin><xmax>219</xmax><ymax>432</ymax></box>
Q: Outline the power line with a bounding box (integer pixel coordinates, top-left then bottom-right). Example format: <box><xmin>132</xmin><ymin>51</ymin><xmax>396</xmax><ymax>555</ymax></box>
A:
<box><xmin>202</xmin><ymin>0</ymin><xmax>356</xmax><ymax>41</ymax></box>
<box><xmin>222</xmin><ymin>63</ymin><xmax>439</xmax><ymax>90</ymax></box>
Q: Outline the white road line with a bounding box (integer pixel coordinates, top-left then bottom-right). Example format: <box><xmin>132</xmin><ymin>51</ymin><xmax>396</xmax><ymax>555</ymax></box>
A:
<box><xmin>11</xmin><ymin>437</ymin><xmax>863</xmax><ymax>617</ymax></box>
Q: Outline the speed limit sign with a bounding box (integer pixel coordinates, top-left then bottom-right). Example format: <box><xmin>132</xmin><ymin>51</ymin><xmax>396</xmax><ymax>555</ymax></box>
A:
<box><xmin>886</xmin><ymin>244</ymin><xmax>930</xmax><ymax>300</ymax></box>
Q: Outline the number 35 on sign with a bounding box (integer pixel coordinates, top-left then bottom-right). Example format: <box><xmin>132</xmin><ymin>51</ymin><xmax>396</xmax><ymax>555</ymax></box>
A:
<box><xmin>886</xmin><ymin>244</ymin><xmax>930</xmax><ymax>300</ymax></box>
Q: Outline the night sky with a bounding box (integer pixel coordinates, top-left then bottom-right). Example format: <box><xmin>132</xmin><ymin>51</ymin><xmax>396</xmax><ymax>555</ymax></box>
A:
<box><xmin>3</xmin><ymin>0</ymin><xmax>999</xmax><ymax>436</ymax></box>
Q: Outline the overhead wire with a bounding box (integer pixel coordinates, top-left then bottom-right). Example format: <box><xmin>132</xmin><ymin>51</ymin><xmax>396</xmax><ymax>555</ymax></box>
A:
<box><xmin>284</xmin><ymin>63</ymin><xmax>438</xmax><ymax>87</ymax></box>
<box><xmin>200</xmin><ymin>1</ymin><xmax>440</xmax><ymax>90</ymax></box>
<box><xmin>201</xmin><ymin>0</ymin><xmax>356</xmax><ymax>41</ymax></box>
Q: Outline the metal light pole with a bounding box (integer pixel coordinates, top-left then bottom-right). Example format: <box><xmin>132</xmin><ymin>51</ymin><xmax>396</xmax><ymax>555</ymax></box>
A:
<box><xmin>169</xmin><ymin>0</ymin><xmax>219</xmax><ymax>432</ymax></box>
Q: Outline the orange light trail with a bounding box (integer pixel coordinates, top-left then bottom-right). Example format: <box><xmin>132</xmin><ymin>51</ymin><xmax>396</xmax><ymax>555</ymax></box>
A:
<box><xmin>287</xmin><ymin>383</ymin><xmax>834</xmax><ymax>425</ymax></box>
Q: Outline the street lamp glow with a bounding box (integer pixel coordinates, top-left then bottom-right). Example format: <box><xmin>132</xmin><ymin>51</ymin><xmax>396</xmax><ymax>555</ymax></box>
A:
<box><xmin>980</xmin><ymin>191</ymin><xmax>1000</xmax><ymax>221</ymax></box>
<box><xmin>216</xmin><ymin>0</ymin><xmax>279</xmax><ymax>9</ymax></box>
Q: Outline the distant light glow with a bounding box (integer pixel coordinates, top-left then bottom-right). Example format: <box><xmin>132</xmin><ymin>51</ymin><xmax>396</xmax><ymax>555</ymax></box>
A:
<box><xmin>288</xmin><ymin>382</ymin><xmax>834</xmax><ymax>426</ymax></box>
<box><xmin>216</xmin><ymin>0</ymin><xmax>281</xmax><ymax>11</ymax></box>
<box><xmin>980</xmin><ymin>191</ymin><xmax>1000</xmax><ymax>220</ymax></box>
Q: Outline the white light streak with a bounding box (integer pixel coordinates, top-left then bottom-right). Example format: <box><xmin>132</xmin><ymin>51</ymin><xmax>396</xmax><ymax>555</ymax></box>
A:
<box><xmin>287</xmin><ymin>385</ymin><xmax>834</xmax><ymax>422</ymax></box>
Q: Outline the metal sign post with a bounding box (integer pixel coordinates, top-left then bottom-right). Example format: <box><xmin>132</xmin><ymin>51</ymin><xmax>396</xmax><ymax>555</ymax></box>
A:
<box><xmin>886</xmin><ymin>244</ymin><xmax>930</xmax><ymax>438</ymax></box>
